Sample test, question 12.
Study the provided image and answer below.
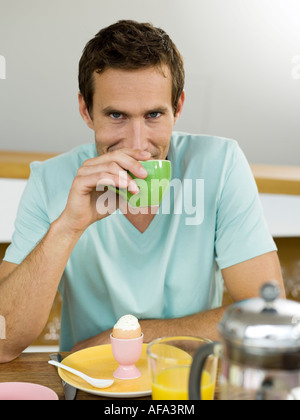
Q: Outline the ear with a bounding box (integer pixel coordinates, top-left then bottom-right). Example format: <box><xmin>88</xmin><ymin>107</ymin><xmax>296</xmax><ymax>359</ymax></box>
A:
<box><xmin>174</xmin><ymin>90</ymin><xmax>185</xmax><ymax>124</ymax></box>
<box><xmin>78</xmin><ymin>92</ymin><xmax>94</xmax><ymax>130</ymax></box>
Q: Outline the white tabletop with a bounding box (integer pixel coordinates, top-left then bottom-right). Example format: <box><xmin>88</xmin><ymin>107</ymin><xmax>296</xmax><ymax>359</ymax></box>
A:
<box><xmin>0</xmin><ymin>178</ymin><xmax>27</xmax><ymax>243</ymax></box>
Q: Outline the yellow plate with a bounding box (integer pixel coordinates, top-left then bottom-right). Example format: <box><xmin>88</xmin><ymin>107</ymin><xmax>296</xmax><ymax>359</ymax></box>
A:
<box><xmin>58</xmin><ymin>344</ymin><xmax>152</xmax><ymax>398</ymax></box>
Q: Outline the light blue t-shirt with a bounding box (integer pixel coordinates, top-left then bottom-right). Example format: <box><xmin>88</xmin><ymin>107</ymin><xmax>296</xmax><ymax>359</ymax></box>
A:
<box><xmin>4</xmin><ymin>132</ymin><xmax>277</xmax><ymax>350</ymax></box>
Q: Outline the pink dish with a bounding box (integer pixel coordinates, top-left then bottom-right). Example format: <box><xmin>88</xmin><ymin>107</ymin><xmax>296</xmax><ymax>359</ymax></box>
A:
<box><xmin>0</xmin><ymin>382</ymin><xmax>59</xmax><ymax>400</ymax></box>
<box><xmin>110</xmin><ymin>333</ymin><xmax>144</xmax><ymax>380</ymax></box>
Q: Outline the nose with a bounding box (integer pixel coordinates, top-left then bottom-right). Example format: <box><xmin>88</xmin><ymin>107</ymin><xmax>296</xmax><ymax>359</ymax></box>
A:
<box><xmin>126</xmin><ymin>118</ymin><xmax>147</xmax><ymax>150</ymax></box>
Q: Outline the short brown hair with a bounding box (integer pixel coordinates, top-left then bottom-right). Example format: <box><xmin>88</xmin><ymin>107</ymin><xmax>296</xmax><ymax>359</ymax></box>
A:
<box><xmin>78</xmin><ymin>20</ymin><xmax>185</xmax><ymax>117</ymax></box>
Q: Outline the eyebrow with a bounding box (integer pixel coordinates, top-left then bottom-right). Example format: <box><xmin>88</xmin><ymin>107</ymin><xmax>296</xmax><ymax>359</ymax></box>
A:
<box><xmin>101</xmin><ymin>106</ymin><xmax>169</xmax><ymax>116</ymax></box>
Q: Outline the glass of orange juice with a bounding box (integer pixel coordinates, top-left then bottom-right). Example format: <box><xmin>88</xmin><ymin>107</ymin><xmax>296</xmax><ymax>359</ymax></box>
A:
<box><xmin>147</xmin><ymin>336</ymin><xmax>218</xmax><ymax>400</ymax></box>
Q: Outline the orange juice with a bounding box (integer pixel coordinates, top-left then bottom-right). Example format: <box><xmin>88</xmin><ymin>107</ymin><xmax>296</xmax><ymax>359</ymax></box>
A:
<box><xmin>152</xmin><ymin>366</ymin><xmax>215</xmax><ymax>400</ymax></box>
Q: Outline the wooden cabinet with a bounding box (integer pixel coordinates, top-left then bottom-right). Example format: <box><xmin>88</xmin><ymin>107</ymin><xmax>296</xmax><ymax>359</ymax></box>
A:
<box><xmin>0</xmin><ymin>150</ymin><xmax>57</xmax><ymax>179</ymax></box>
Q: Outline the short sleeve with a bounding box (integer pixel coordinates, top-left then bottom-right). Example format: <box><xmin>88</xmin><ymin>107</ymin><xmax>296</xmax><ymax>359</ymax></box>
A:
<box><xmin>3</xmin><ymin>162</ymin><xmax>51</xmax><ymax>264</ymax></box>
<box><xmin>215</xmin><ymin>143</ymin><xmax>277</xmax><ymax>270</ymax></box>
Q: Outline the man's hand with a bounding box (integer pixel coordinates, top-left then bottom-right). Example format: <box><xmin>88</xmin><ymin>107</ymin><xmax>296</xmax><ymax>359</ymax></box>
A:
<box><xmin>58</xmin><ymin>149</ymin><xmax>151</xmax><ymax>235</ymax></box>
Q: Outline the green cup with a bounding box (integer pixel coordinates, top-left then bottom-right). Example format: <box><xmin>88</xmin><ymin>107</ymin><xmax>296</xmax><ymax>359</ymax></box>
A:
<box><xmin>109</xmin><ymin>160</ymin><xmax>172</xmax><ymax>208</ymax></box>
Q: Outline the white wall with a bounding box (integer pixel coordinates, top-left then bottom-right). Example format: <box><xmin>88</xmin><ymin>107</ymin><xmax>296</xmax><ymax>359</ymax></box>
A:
<box><xmin>0</xmin><ymin>0</ymin><xmax>299</xmax><ymax>164</ymax></box>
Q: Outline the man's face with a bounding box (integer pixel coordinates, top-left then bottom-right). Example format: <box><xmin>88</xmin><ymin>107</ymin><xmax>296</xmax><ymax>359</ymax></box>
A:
<box><xmin>79</xmin><ymin>66</ymin><xmax>184</xmax><ymax>160</ymax></box>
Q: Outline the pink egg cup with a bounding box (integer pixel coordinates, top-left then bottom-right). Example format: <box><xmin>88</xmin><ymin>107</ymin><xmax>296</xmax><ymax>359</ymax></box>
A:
<box><xmin>110</xmin><ymin>333</ymin><xmax>144</xmax><ymax>380</ymax></box>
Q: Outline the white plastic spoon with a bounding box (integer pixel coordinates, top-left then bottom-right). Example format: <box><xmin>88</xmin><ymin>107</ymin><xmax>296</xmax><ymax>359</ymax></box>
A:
<box><xmin>48</xmin><ymin>360</ymin><xmax>114</xmax><ymax>389</ymax></box>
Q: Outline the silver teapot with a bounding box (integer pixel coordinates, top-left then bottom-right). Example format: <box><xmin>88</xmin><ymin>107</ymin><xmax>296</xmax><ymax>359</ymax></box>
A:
<box><xmin>189</xmin><ymin>282</ymin><xmax>300</xmax><ymax>400</ymax></box>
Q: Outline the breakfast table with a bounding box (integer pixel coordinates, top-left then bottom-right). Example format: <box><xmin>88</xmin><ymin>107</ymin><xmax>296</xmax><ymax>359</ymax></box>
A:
<box><xmin>0</xmin><ymin>351</ymin><xmax>221</xmax><ymax>401</ymax></box>
<box><xmin>0</xmin><ymin>352</ymin><xmax>152</xmax><ymax>400</ymax></box>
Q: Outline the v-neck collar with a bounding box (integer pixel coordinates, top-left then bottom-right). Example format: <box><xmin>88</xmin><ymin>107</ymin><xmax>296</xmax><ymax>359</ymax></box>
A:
<box><xmin>117</xmin><ymin>205</ymin><xmax>163</xmax><ymax>242</ymax></box>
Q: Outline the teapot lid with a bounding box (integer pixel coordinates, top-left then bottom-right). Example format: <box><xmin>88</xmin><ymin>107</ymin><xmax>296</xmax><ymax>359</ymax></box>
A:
<box><xmin>219</xmin><ymin>282</ymin><xmax>300</xmax><ymax>351</ymax></box>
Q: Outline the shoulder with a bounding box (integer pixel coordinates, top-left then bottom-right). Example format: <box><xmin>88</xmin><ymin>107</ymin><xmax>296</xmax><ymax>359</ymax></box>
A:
<box><xmin>29</xmin><ymin>143</ymin><xmax>97</xmax><ymax>181</ymax></box>
<box><xmin>171</xmin><ymin>131</ymin><xmax>238</xmax><ymax>157</ymax></box>
<box><xmin>170</xmin><ymin>132</ymin><xmax>241</xmax><ymax>174</ymax></box>
<box><xmin>27</xmin><ymin>143</ymin><xmax>97</xmax><ymax>202</ymax></box>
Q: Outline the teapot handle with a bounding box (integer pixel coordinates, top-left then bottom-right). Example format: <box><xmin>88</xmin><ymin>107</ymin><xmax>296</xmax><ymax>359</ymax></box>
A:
<box><xmin>189</xmin><ymin>342</ymin><xmax>220</xmax><ymax>400</ymax></box>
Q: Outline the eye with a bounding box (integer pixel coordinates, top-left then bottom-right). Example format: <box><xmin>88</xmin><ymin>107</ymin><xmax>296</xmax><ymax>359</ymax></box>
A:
<box><xmin>147</xmin><ymin>112</ymin><xmax>162</xmax><ymax>120</ymax></box>
<box><xmin>110</xmin><ymin>113</ymin><xmax>124</xmax><ymax>120</ymax></box>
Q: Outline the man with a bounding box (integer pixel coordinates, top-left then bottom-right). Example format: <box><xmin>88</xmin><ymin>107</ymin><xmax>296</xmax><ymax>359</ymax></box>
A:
<box><xmin>0</xmin><ymin>20</ymin><xmax>284</xmax><ymax>362</ymax></box>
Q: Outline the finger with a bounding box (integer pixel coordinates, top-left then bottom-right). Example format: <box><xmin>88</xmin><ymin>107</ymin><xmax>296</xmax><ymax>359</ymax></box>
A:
<box><xmin>106</xmin><ymin>151</ymin><xmax>148</xmax><ymax>179</ymax></box>
<box><xmin>83</xmin><ymin>149</ymin><xmax>150</xmax><ymax>179</ymax></box>
<box><xmin>77</xmin><ymin>162</ymin><xmax>139</xmax><ymax>193</ymax></box>
<box><xmin>77</xmin><ymin>162</ymin><xmax>128</xmax><ymax>179</ymax></box>
<box><xmin>83</xmin><ymin>149</ymin><xmax>150</xmax><ymax>166</ymax></box>
<box><xmin>76</xmin><ymin>171</ymin><xmax>139</xmax><ymax>194</ymax></box>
